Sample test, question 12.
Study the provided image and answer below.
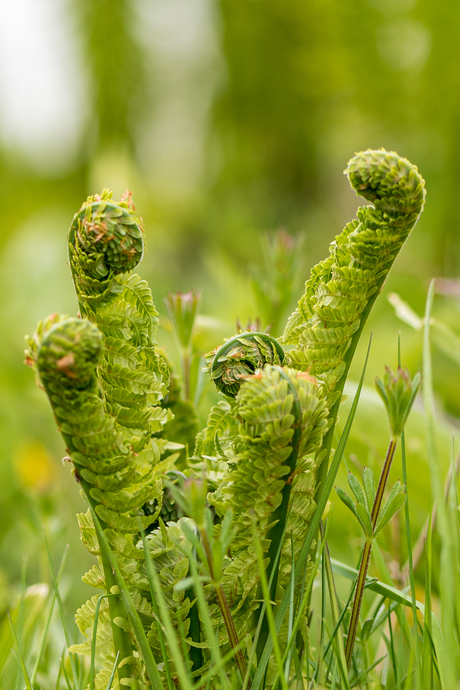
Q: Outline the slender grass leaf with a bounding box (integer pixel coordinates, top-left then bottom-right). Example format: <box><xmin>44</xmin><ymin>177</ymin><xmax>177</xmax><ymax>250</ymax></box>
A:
<box><xmin>421</xmin><ymin>513</ymin><xmax>433</xmax><ymax>690</ymax></box>
<box><xmin>90</xmin><ymin>509</ymin><xmax>165</xmax><ymax>690</ymax></box>
<box><xmin>423</xmin><ymin>280</ymin><xmax>456</xmax><ymax>690</ymax></box>
<box><xmin>105</xmin><ymin>651</ymin><xmax>120</xmax><ymax>690</ymax></box>
<box><xmin>30</xmin><ymin>545</ymin><xmax>68</xmax><ymax>685</ymax></box>
<box><xmin>7</xmin><ymin>613</ymin><xmax>33</xmax><ymax>690</ymax></box>
<box><xmin>43</xmin><ymin>531</ymin><xmax>78</xmax><ymax>690</ymax></box>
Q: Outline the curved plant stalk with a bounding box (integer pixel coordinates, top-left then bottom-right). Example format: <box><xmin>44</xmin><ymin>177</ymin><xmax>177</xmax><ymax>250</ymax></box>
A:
<box><xmin>282</xmin><ymin>149</ymin><xmax>426</xmax><ymax>502</ymax></box>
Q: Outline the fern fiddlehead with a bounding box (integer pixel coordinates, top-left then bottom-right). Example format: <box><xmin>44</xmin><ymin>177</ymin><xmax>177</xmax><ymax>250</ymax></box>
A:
<box><xmin>204</xmin><ymin>331</ymin><xmax>286</xmax><ymax>397</ymax></box>
<box><xmin>283</xmin><ymin>149</ymin><xmax>426</xmax><ymax>493</ymax></box>
<box><xmin>69</xmin><ymin>189</ymin><xmax>170</xmax><ymax>453</ymax></box>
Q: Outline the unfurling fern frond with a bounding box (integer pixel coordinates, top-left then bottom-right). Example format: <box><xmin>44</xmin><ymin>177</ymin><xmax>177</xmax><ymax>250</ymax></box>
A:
<box><xmin>281</xmin><ymin>149</ymin><xmax>426</xmax><ymax>500</ymax></box>
<box><xmin>206</xmin><ymin>365</ymin><xmax>329</xmax><ymax>646</ymax></box>
<box><xmin>35</xmin><ymin>318</ymin><xmax>161</xmax><ymax>536</ymax></box>
<box><xmin>68</xmin><ymin>190</ymin><xmax>170</xmax><ymax>454</ymax></box>
<box><xmin>204</xmin><ymin>331</ymin><xmax>287</xmax><ymax>397</ymax></box>
<box><xmin>283</xmin><ymin>150</ymin><xmax>425</xmax><ymax>397</ymax></box>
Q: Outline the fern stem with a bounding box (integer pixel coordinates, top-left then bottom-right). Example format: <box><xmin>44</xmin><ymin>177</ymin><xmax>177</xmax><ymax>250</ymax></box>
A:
<box><xmin>345</xmin><ymin>438</ymin><xmax>397</xmax><ymax>668</ymax></box>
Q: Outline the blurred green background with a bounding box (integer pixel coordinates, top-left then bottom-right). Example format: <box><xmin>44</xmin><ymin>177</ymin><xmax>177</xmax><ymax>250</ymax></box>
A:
<box><xmin>1</xmin><ymin>0</ymin><xmax>460</xmax><ymax>650</ymax></box>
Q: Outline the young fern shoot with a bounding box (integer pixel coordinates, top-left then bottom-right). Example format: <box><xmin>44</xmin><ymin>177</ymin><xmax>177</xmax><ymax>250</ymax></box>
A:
<box><xmin>25</xmin><ymin>148</ymin><xmax>426</xmax><ymax>688</ymax></box>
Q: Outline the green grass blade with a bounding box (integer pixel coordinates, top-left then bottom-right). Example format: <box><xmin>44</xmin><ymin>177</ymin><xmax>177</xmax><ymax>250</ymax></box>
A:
<box><xmin>423</xmin><ymin>280</ymin><xmax>456</xmax><ymax>689</ymax></box>
<box><xmin>61</xmin><ymin>655</ymin><xmax>74</xmax><ymax>690</ymax></box>
<box><xmin>372</xmin><ymin>543</ymin><xmax>411</xmax><ymax>646</ymax></box>
<box><xmin>400</xmin><ymin>318</ymin><xmax>420</xmax><ymax>682</ymax></box>
<box><xmin>43</xmin><ymin>531</ymin><xmax>78</xmax><ymax>690</ymax></box>
<box><xmin>251</xmin><ymin>516</ymin><xmax>289</xmax><ymax>690</ymax></box>
<box><xmin>54</xmin><ymin>654</ymin><xmax>63</xmax><ymax>690</ymax></box>
<box><xmin>331</xmin><ymin>556</ymin><xmax>451</xmax><ymax>687</ymax></box>
<box><xmin>251</xmin><ymin>332</ymin><xmax>373</xmax><ymax>690</ymax></box>
<box><xmin>139</xmin><ymin>527</ymin><xmax>182</xmax><ymax>690</ymax></box>
<box><xmin>104</xmin><ymin>651</ymin><xmax>120</xmax><ymax>690</ymax></box>
<box><xmin>421</xmin><ymin>512</ymin><xmax>433</xmax><ymax>690</ymax></box>
<box><xmin>322</xmin><ymin>529</ymin><xmax>349</xmax><ymax>690</ymax></box>
<box><xmin>90</xmin><ymin>594</ymin><xmax>116</xmax><ymax>690</ymax></box>
<box><xmin>30</xmin><ymin>546</ymin><xmax>68</xmax><ymax>685</ymax></box>
<box><xmin>90</xmin><ymin>508</ymin><xmax>165</xmax><ymax>690</ymax></box>
<box><xmin>186</xmin><ymin>556</ymin><xmax>232</xmax><ymax>690</ymax></box>
<box><xmin>7</xmin><ymin>612</ymin><xmax>33</xmax><ymax>690</ymax></box>
<box><xmin>271</xmin><ymin>531</ymin><xmax>326</xmax><ymax>690</ymax></box>
<box><xmin>191</xmin><ymin>639</ymin><xmax>245</xmax><ymax>690</ymax></box>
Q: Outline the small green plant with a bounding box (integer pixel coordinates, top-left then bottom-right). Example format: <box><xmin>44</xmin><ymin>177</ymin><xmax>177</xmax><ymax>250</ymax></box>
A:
<box><xmin>22</xmin><ymin>150</ymin><xmax>438</xmax><ymax>689</ymax></box>
<box><xmin>337</xmin><ymin>367</ymin><xmax>421</xmax><ymax>667</ymax></box>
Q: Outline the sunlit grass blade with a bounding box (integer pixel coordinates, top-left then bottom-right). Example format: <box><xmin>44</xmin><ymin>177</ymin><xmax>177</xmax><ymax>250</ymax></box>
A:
<box><xmin>423</xmin><ymin>280</ymin><xmax>456</xmax><ymax>689</ymax></box>
<box><xmin>372</xmin><ymin>543</ymin><xmax>411</xmax><ymax>647</ymax></box>
<box><xmin>186</xmin><ymin>556</ymin><xmax>232</xmax><ymax>690</ymax></box>
<box><xmin>104</xmin><ymin>651</ymin><xmax>120</xmax><ymax>690</ymax></box>
<box><xmin>326</xmin><ymin>620</ymin><xmax>351</xmax><ymax>690</ymax></box>
<box><xmin>191</xmin><ymin>638</ymin><xmax>245</xmax><ymax>690</ymax></box>
<box><xmin>90</xmin><ymin>508</ymin><xmax>165</xmax><ymax>690</ymax></box>
<box><xmin>349</xmin><ymin>654</ymin><xmax>386</xmax><ymax>688</ymax></box>
<box><xmin>54</xmin><ymin>654</ymin><xmax>63</xmax><ymax>690</ymax></box>
<box><xmin>90</xmin><ymin>594</ymin><xmax>116</xmax><ymax>690</ymax></box>
<box><xmin>421</xmin><ymin>512</ymin><xmax>433</xmax><ymax>690</ymax></box>
<box><xmin>43</xmin><ymin>530</ymin><xmax>78</xmax><ymax>690</ymax></box>
<box><xmin>283</xmin><ymin>534</ymin><xmax>296</xmax><ymax>681</ymax></box>
<box><xmin>331</xmin><ymin>555</ymin><xmax>450</xmax><ymax>686</ymax></box>
<box><xmin>398</xmin><ymin>332</ymin><xmax>422</xmax><ymax>682</ymax></box>
<box><xmin>387</xmin><ymin>609</ymin><xmax>398</xmax><ymax>687</ymax></box>
<box><xmin>61</xmin><ymin>654</ymin><xmax>74</xmax><ymax>690</ymax></box>
<box><xmin>322</xmin><ymin>528</ymin><xmax>349</xmax><ymax>690</ymax></box>
<box><xmin>139</xmin><ymin>526</ymin><xmax>185</xmax><ymax>690</ymax></box>
<box><xmin>318</xmin><ymin>574</ymin><xmax>358</xmax><ymax>687</ymax></box>
<box><xmin>243</xmin><ymin>529</ymin><xmax>285</xmax><ymax>690</ymax></box>
<box><xmin>251</xmin><ymin>332</ymin><xmax>373</xmax><ymax>690</ymax></box>
<box><xmin>7</xmin><ymin>612</ymin><xmax>33</xmax><ymax>690</ymax></box>
<box><xmin>270</xmin><ymin>530</ymin><xmax>326</xmax><ymax>690</ymax></box>
<box><xmin>30</xmin><ymin>545</ymin><xmax>68</xmax><ymax>685</ymax></box>
<box><xmin>251</xmin><ymin>515</ymin><xmax>288</xmax><ymax>690</ymax></box>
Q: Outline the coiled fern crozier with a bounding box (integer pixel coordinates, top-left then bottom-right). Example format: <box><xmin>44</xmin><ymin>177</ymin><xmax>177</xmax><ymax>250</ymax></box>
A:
<box><xmin>27</xmin><ymin>150</ymin><xmax>425</xmax><ymax>688</ymax></box>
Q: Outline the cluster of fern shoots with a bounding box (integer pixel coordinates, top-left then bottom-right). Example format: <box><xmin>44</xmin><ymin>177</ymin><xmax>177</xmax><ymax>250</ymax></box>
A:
<box><xmin>25</xmin><ymin>150</ymin><xmax>426</xmax><ymax>689</ymax></box>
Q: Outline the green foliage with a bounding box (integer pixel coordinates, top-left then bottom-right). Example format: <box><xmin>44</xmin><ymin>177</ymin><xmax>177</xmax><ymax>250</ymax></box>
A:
<box><xmin>22</xmin><ymin>150</ymin><xmax>444</xmax><ymax>689</ymax></box>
